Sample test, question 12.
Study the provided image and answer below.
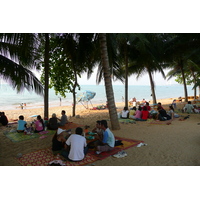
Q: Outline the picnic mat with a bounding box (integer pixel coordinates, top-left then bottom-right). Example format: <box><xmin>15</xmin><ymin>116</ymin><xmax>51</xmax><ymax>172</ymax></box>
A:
<box><xmin>17</xmin><ymin>136</ymin><xmax>144</xmax><ymax>166</ymax></box>
<box><xmin>3</xmin><ymin>130</ymin><xmax>55</xmax><ymax>142</ymax></box>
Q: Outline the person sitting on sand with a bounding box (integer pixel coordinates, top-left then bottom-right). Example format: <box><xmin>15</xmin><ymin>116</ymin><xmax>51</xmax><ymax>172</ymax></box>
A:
<box><xmin>157</xmin><ymin>106</ymin><xmax>171</xmax><ymax>121</ymax></box>
<box><xmin>47</xmin><ymin>113</ymin><xmax>58</xmax><ymax>130</ymax></box>
<box><xmin>157</xmin><ymin>102</ymin><xmax>164</xmax><ymax>110</ymax></box>
<box><xmin>129</xmin><ymin>107</ymin><xmax>136</xmax><ymax>119</ymax></box>
<box><xmin>52</xmin><ymin>128</ymin><xmax>67</xmax><ymax>155</ymax></box>
<box><xmin>141</xmin><ymin>106</ymin><xmax>149</xmax><ymax>121</ymax></box>
<box><xmin>17</xmin><ymin>115</ymin><xmax>27</xmax><ymax>133</ymax></box>
<box><xmin>145</xmin><ymin>102</ymin><xmax>151</xmax><ymax>111</ymax></box>
<box><xmin>95</xmin><ymin>120</ymin><xmax>115</xmax><ymax>155</ymax></box>
<box><xmin>61</xmin><ymin>127</ymin><xmax>88</xmax><ymax>162</ymax></box>
<box><xmin>57</xmin><ymin>110</ymin><xmax>68</xmax><ymax>126</ymax></box>
<box><xmin>33</xmin><ymin>115</ymin><xmax>44</xmax><ymax>133</ymax></box>
<box><xmin>183</xmin><ymin>101</ymin><xmax>195</xmax><ymax>114</ymax></box>
<box><xmin>168</xmin><ymin>105</ymin><xmax>179</xmax><ymax>119</ymax></box>
<box><xmin>193</xmin><ymin>105</ymin><xmax>200</xmax><ymax>114</ymax></box>
<box><xmin>0</xmin><ymin>112</ymin><xmax>8</xmax><ymax>126</ymax></box>
<box><xmin>121</xmin><ymin>106</ymin><xmax>129</xmax><ymax>119</ymax></box>
<box><xmin>92</xmin><ymin>120</ymin><xmax>103</xmax><ymax>140</ymax></box>
<box><xmin>131</xmin><ymin>106</ymin><xmax>142</xmax><ymax>120</ymax></box>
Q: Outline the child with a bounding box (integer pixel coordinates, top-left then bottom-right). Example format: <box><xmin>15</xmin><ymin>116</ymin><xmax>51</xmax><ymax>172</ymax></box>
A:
<box><xmin>33</xmin><ymin>115</ymin><xmax>44</xmax><ymax>133</ymax></box>
<box><xmin>17</xmin><ymin>115</ymin><xmax>27</xmax><ymax>133</ymax></box>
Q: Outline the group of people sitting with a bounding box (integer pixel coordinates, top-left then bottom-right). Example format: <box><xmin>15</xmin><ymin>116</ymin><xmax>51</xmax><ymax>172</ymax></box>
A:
<box><xmin>119</xmin><ymin>102</ymin><xmax>179</xmax><ymax>121</ymax></box>
<box><xmin>17</xmin><ymin>110</ymin><xmax>69</xmax><ymax>133</ymax></box>
<box><xmin>0</xmin><ymin>112</ymin><xmax>8</xmax><ymax>126</ymax></box>
<box><xmin>52</xmin><ymin>119</ymin><xmax>115</xmax><ymax>162</ymax></box>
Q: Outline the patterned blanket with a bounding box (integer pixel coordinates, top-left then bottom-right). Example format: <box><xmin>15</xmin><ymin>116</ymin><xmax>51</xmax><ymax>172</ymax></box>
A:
<box><xmin>17</xmin><ymin>136</ymin><xmax>144</xmax><ymax>166</ymax></box>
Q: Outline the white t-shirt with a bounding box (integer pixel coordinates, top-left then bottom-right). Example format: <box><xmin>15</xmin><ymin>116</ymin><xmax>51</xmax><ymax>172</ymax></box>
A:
<box><xmin>66</xmin><ymin>134</ymin><xmax>87</xmax><ymax>161</ymax></box>
<box><xmin>121</xmin><ymin>110</ymin><xmax>129</xmax><ymax>118</ymax></box>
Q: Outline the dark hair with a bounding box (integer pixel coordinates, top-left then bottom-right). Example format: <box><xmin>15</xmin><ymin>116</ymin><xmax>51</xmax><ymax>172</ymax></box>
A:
<box><xmin>169</xmin><ymin>105</ymin><xmax>174</xmax><ymax>111</ymax></box>
<box><xmin>76</xmin><ymin>127</ymin><xmax>83</xmax><ymax>135</ymax></box>
<box><xmin>143</xmin><ymin>106</ymin><xmax>147</xmax><ymax>111</ymax></box>
<box><xmin>146</xmin><ymin>102</ymin><xmax>149</xmax><ymax>106</ymax></box>
<box><xmin>138</xmin><ymin>106</ymin><xmax>142</xmax><ymax>111</ymax></box>
<box><xmin>62</xmin><ymin>110</ymin><xmax>66</xmax><ymax>114</ymax></box>
<box><xmin>96</xmin><ymin>120</ymin><xmax>101</xmax><ymax>125</ymax></box>
<box><xmin>19</xmin><ymin>115</ymin><xmax>24</xmax><ymax>120</ymax></box>
<box><xmin>188</xmin><ymin>101</ymin><xmax>191</xmax><ymax>104</ymax></box>
<box><xmin>124</xmin><ymin>107</ymin><xmax>128</xmax><ymax>111</ymax></box>
<box><xmin>132</xmin><ymin>106</ymin><xmax>136</xmax><ymax>111</ymax></box>
<box><xmin>100</xmin><ymin>120</ymin><xmax>108</xmax><ymax>128</ymax></box>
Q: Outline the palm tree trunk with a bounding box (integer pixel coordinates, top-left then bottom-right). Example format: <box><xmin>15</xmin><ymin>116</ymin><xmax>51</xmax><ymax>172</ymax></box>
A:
<box><xmin>147</xmin><ymin>67</ymin><xmax>157</xmax><ymax>104</ymax></box>
<box><xmin>99</xmin><ymin>33</ymin><xmax>120</xmax><ymax>130</ymax></box>
<box><xmin>72</xmin><ymin>63</ymin><xmax>78</xmax><ymax>117</ymax></box>
<box><xmin>125</xmin><ymin>44</ymin><xmax>128</xmax><ymax>108</ymax></box>
<box><xmin>191</xmin><ymin>70</ymin><xmax>197</xmax><ymax>98</ymax></box>
<box><xmin>180</xmin><ymin>60</ymin><xmax>188</xmax><ymax>102</ymax></box>
<box><xmin>44</xmin><ymin>33</ymin><xmax>49</xmax><ymax>120</ymax></box>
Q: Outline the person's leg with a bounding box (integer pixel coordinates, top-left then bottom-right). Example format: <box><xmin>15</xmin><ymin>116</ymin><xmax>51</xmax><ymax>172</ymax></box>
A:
<box><xmin>61</xmin><ymin>149</ymin><xmax>69</xmax><ymax>159</ymax></box>
<box><xmin>84</xmin><ymin>146</ymin><xmax>88</xmax><ymax>155</ymax></box>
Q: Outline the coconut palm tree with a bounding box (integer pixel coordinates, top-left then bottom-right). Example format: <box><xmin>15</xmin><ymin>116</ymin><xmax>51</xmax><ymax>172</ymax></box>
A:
<box><xmin>128</xmin><ymin>33</ymin><xmax>166</xmax><ymax>104</ymax></box>
<box><xmin>99</xmin><ymin>33</ymin><xmax>120</xmax><ymax>130</ymax></box>
<box><xmin>0</xmin><ymin>33</ymin><xmax>44</xmax><ymax>94</ymax></box>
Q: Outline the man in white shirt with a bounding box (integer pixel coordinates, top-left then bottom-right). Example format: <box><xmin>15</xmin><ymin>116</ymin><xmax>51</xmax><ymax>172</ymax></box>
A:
<box><xmin>61</xmin><ymin>127</ymin><xmax>88</xmax><ymax>161</ymax></box>
<box><xmin>183</xmin><ymin>101</ymin><xmax>195</xmax><ymax>113</ymax></box>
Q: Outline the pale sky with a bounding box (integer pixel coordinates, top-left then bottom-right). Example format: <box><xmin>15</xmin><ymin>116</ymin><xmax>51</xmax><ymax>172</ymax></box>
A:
<box><xmin>77</xmin><ymin>68</ymin><xmax>177</xmax><ymax>86</ymax></box>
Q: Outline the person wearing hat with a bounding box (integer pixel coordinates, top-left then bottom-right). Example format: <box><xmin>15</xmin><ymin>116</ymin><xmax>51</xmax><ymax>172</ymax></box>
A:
<box><xmin>61</xmin><ymin>127</ymin><xmax>88</xmax><ymax>162</ymax></box>
<box><xmin>52</xmin><ymin>128</ymin><xmax>67</xmax><ymax>155</ymax></box>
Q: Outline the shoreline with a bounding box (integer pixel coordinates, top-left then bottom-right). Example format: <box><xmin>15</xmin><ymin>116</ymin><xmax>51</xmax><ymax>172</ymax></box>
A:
<box><xmin>2</xmin><ymin>97</ymin><xmax>189</xmax><ymax>122</ymax></box>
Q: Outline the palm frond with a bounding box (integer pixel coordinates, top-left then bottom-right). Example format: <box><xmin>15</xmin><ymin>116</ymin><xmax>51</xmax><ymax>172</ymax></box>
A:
<box><xmin>0</xmin><ymin>55</ymin><xmax>44</xmax><ymax>95</ymax></box>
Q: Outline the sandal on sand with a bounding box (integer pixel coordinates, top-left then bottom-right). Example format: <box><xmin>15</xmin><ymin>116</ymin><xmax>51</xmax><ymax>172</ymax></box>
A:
<box><xmin>113</xmin><ymin>150</ymin><xmax>127</xmax><ymax>158</ymax></box>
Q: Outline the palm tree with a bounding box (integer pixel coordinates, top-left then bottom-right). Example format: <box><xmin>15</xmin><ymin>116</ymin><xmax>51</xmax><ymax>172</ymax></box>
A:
<box><xmin>44</xmin><ymin>33</ymin><xmax>50</xmax><ymax>120</ymax></box>
<box><xmin>0</xmin><ymin>33</ymin><xmax>44</xmax><ymax>94</ymax></box>
<box><xmin>99</xmin><ymin>33</ymin><xmax>120</xmax><ymax>130</ymax></box>
<box><xmin>128</xmin><ymin>33</ymin><xmax>165</xmax><ymax>104</ymax></box>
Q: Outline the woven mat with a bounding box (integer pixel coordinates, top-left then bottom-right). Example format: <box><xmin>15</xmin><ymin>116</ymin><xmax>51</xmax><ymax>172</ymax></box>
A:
<box><xmin>3</xmin><ymin>130</ymin><xmax>55</xmax><ymax>142</ymax></box>
<box><xmin>17</xmin><ymin>136</ymin><xmax>144</xmax><ymax>166</ymax></box>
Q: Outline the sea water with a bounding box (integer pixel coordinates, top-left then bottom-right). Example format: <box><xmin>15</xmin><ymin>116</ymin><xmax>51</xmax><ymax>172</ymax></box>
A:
<box><xmin>0</xmin><ymin>83</ymin><xmax>196</xmax><ymax>110</ymax></box>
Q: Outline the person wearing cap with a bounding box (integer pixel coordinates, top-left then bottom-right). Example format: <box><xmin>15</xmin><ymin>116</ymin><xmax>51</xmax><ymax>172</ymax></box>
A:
<box><xmin>52</xmin><ymin>128</ymin><xmax>67</xmax><ymax>155</ymax></box>
<box><xmin>61</xmin><ymin>127</ymin><xmax>88</xmax><ymax>162</ymax></box>
<box><xmin>47</xmin><ymin>113</ymin><xmax>58</xmax><ymax>130</ymax></box>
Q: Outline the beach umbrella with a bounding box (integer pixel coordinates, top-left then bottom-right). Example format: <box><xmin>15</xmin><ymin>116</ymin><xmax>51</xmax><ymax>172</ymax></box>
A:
<box><xmin>28</xmin><ymin>115</ymin><xmax>38</xmax><ymax>118</ymax></box>
<box><xmin>76</xmin><ymin>90</ymin><xmax>96</xmax><ymax>109</ymax></box>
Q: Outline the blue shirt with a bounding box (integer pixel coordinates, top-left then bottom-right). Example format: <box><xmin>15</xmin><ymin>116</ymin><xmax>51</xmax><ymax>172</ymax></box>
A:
<box><xmin>102</xmin><ymin>128</ymin><xmax>115</xmax><ymax>147</ymax></box>
<box><xmin>17</xmin><ymin>120</ymin><xmax>27</xmax><ymax>130</ymax></box>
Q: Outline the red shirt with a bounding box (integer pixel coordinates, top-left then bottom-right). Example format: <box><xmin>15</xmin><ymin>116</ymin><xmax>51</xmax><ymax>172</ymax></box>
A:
<box><xmin>141</xmin><ymin>110</ymin><xmax>149</xmax><ymax>120</ymax></box>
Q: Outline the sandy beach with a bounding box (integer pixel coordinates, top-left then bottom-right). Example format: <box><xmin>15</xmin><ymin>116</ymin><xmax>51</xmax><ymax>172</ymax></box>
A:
<box><xmin>1</xmin><ymin>97</ymin><xmax>200</xmax><ymax>166</ymax></box>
